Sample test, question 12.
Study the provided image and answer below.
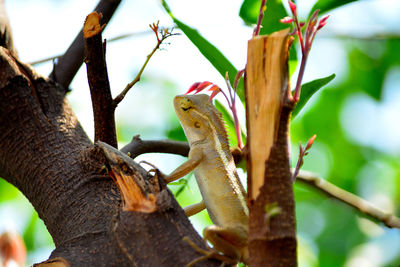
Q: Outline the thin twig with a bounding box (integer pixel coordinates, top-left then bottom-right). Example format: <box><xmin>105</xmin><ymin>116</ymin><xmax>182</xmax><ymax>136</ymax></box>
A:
<box><xmin>113</xmin><ymin>24</ymin><xmax>176</xmax><ymax>106</ymax></box>
<box><xmin>253</xmin><ymin>0</ymin><xmax>267</xmax><ymax>37</ymax></box>
<box><xmin>292</xmin><ymin>134</ymin><xmax>316</xmax><ymax>180</ymax></box>
<box><xmin>296</xmin><ymin>170</ymin><xmax>400</xmax><ymax>229</ymax></box>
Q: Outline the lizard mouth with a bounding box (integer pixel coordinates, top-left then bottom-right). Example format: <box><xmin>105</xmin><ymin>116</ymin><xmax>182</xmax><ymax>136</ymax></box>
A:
<box><xmin>181</xmin><ymin>106</ymin><xmax>191</xmax><ymax>111</ymax></box>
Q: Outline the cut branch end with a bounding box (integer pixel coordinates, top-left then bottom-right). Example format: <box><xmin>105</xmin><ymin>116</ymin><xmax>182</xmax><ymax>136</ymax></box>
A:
<box><xmin>83</xmin><ymin>12</ymin><xmax>105</xmax><ymax>39</ymax></box>
<box><xmin>98</xmin><ymin>141</ymin><xmax>157</xmax><ymax>213</ymax></box>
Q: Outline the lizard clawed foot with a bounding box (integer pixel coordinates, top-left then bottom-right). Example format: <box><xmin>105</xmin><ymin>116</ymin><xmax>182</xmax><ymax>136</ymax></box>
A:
<box><xmin>138</xmin><ymin>160</ymin><xmax>177</xmax><ymax>184</ymax></box>
<box><xmin>183</xmin><ymin>237</ymin><xmax>237</xmax><ymax>267</ymax></box>
<box><xmin>139</xmin><ymin>160</ymin><xmax>167</xmax><ymax>179</ymax></box>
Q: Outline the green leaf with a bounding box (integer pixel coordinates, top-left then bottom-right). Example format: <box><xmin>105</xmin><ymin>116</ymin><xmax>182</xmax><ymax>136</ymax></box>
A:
<box><xmin>239</xmin><ymin>0</ymin><xmax>260</xmax><ymax>25</ymax></box>
<box><xmin>292</xmin><ymin>73</ymin><xmax>336</xmax><ymax>118</ymax></box>
<box><xmin>260</xmin><ymin>0</ymin><xmax>289</xmax><ymax>35</ymax></box>
<box><xmin>311</xmin><ymin>0</ymin><xmax>360</xmax><ymax>14</ymax></box>
<box><xmin>239</xmin><ymin>0</ymin><xmax>288</xmax><ymax>34</ymax></box>
<box><xmin>161</xmin><ymin>0</ymin><xmax>244</xmax><ymax>101</ymax></box>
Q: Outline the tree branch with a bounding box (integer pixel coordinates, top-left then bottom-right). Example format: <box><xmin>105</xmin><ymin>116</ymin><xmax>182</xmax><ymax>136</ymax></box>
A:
<box><xmin>84</xmin><ymin>12</ymin><xmax>117</xmax><ymax>148</ymax></box>
<box><xmin>49</xmin><ymin>0</ymin><xmax>121</xmax><ymax>91</ymax></box>
<box><xmin>296</xmin><ymin>170</ymin><xmax>400</xmax><ymax>229</ymax></box>
<box><xmin>0</xmin><ymin>46</ymin><xmax>220</xmax><ymax>266</ymax></box>
<box><xmin>127</xmin><ymin>137</ymin><xmax>400</xmax><ymax>230</ymax></box>
<box><xmin>121</xmin><ymin>135</ymin><xmax>189</xmax><ymax>159</ymax></box>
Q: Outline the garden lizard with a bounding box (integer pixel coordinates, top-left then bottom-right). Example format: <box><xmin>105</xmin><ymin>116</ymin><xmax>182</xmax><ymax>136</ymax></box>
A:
<box><xmin>165</xmin><ymin>94</ymin><xmax>249</xmax><ymax>264</ymax></box>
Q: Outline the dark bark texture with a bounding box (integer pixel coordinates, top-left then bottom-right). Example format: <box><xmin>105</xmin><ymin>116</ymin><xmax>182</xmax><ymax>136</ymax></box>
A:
<box><xmin>0</xmin><ymin>47</ymin><xmax>221</xmax><ymax>266</ymax></box>
<box><xmin>248</xmin><ymin>103</ymin><xmax>297</xmax><ymax>266</ymax></box>
<box><xmin>84</xmin><ymin>16</ymin><xmax>117</xmax><ymax>148</ymax></box>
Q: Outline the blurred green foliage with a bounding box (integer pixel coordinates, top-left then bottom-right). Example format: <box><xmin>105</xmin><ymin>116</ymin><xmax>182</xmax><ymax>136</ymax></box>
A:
<box><xmin>311</xmin><ymin>0</ymin><xmax>360</xmax><ymax>15</ymax></box>
<box><xmin>1</xmin><ymin>0</ymin><xmax>400</xmax><ymax>266</ymax></box>
<box><xmin>240</xmin><ymin>0</ymin><xmax>288</xmax><ymax>34</ymax></box>
<box><xmin>163</xmin><ymin>0</ymin><xmax>400</xmax><ymax>266</ymax></box>
<box><xmin>290</xmin><ymin>38</ymin><xmax>400</xmax><ymax>266</ymax></box>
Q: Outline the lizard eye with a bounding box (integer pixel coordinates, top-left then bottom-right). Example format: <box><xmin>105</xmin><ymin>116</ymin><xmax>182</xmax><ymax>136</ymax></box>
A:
<box><xmin>181</xmin><ymin>106</ymin><xmax>191</xmax><ymax>111</ymax></box>
<box><xmin>194</xmin><ymin>121</ymin><xmax>201</xmax><ymax>128</ymax></box>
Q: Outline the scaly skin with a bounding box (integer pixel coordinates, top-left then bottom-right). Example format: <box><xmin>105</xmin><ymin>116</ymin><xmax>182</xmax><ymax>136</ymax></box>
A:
<box><xmin>167</xmin><ymin>94</ymin><xmax>248</xmax><ymax>263</ymax></box>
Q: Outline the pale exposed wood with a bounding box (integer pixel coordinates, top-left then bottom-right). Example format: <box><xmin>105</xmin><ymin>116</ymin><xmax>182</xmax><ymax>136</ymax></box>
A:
<box><xmin>246</xmin><ymin>29</ymin><xmax>290</xmax><ymax>200</ymax></box>
<box><xmin>34</xmin><ymin>257</ymin><xmax>70</xmax><ymax>267</ymax></box>
<box><xmin>83</xmin><ymin>12</ymin><xmax>104</xmax><ymax>38</ymax></box>
<box><xmin>98</xmin><ymin>142</ymin><xmax>157</xmax><ymax>213</ymax></box>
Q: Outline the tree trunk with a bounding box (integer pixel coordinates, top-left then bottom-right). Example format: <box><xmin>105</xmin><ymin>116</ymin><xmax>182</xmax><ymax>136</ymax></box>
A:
<box><xmin>0</xmin><ymin>47</ymin><xmax>220</xmax><ymax>266</ymax></box>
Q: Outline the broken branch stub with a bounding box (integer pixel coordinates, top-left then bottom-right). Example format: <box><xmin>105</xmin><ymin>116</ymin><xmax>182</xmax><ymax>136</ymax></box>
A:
<box><xmin>98</xmin><ymin>141</ymin><xmax>157</xmax><ymax>213</ymax></box>
<box><xmin>245</xmin><ymin>29</ymin><xmax>291</xmax><ymax>200</ymax></box>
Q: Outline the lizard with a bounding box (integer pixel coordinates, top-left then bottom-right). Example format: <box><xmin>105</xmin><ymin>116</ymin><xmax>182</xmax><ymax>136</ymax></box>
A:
<box><xmin>164</xmin><ymin>94</ymin><xmax>249</xmax><ymax>264</ymax></box>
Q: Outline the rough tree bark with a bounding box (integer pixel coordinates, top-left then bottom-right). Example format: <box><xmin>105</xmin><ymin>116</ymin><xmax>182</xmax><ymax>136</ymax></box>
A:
<box><xmin>0</xmin><ymin>2</ymin><xmax>220</xmax><ymax>266</ymax></box>
<box><xmin>0</xmin><ymin>48</ymin><xmax>222</xmax><ymax>266</ymax></box>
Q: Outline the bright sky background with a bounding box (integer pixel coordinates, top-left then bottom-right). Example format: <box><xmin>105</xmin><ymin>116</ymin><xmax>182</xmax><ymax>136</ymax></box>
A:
<box><xmin>1</xmin><ymin>0</ymin><xmax>400</xmax><ymax>265</ymax></box>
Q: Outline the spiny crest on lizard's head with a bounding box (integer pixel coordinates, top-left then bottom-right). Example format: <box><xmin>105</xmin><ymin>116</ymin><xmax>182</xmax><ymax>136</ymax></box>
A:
<box><xmin>173</xmin><ymin>94</ymin><xmax>229</xmax><ymax>145</ymax></box>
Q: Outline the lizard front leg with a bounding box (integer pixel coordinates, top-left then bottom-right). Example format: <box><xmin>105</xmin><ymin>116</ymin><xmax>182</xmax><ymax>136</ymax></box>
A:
<box><xmin>164</xmin><ymin>146</ymin><xmax>203</xmax><ymax>183</ymax></box>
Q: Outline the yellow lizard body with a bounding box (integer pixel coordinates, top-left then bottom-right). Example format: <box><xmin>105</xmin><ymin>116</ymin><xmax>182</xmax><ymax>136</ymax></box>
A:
<box><xmin>167</xmin><ymin>94</ymin><xmax>248</xmax><ymax>263</ymax></box>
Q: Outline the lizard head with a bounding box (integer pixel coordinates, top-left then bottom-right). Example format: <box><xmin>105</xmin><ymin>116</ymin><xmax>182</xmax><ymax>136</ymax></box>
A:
<box><xmin>174</xmin><ymin>94</ymin><xmax>229</xmax><ymax>147</ymax></box>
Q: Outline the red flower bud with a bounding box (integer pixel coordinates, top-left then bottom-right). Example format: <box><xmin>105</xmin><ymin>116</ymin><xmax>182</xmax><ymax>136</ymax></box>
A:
<box><xmin>185</xmin><ymin>82</ymin><xmax>200</xmax><ymax>94</ymax></box>
<box><xmin>185</xmin><ymin>81</ymin><xmax>213</xmax><ymax>94</ymax></box>
<box><xmin>280</xmin><ymin>16</ymin><xmax>294</xmax><ymax>24</ymax></box>
<box><xmin>317</xmin><ymin>15</ymin><xmax>329</xmax><ymax>30</ymax></box>
<box><xmin>306</xmin><ymin>134</ymin><xmax>317</xmax><ymax>150</ymax></box>
<box><xmin>208</xmin><ymin>85</ymin><xmax>221</xmax><ymax>101</ymax></box>
<box><xmin>288</xmin><ymin>0</ymin><xmax>297</xmax><ymax>14</ymax></box>
<box><xmin>196</xmin><ymin>81</ymin><xmax>212</xmax><ymax>92</ymax></box>
<box><xmin>233</xmin><ymin>69</ymin><xmax>245</xmax><ymax>89</ymax></box>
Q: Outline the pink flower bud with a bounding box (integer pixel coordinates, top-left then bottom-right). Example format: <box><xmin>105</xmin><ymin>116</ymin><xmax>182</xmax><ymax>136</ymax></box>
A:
<box><xmin>185</xmin><ymin>81</ymin><xmax>213</xmax><ymax>95</ymax></box>
<box><xmin>185</xmin><ymin>82</ymin><xmax>201</xmax><ymax>94</ymax></box>
<box><xmin>234</xmin><ymin>69</ymin><xmax>245</xmax><ymax>89</ymax></box>
<box><xmin>196</xmin><ymin>81</ymin><xmax>212</xmax><ymax>92</ymax></box>
<box><xmin>208</xmin><ymin>85</ymin><xmax>221</xmax><ymax>101</ymax></box>
<box><xmin>317</xmin><ymin>15</ymin><xmax>329</xmax><ymax>30</ymax></box>
<box><xmin>306</xmin><ymin>134</ymin><xmax>317</xmax><ymax>150</ymax></box>
<box><xmin>280</xmin><ymin>16</ymin><xmax>294</xmax><ymax>24</ymax></box>
<box><xmin>288</xmin><ymin>0</ymin><xmax>297</xmax><ymax>14</ymax></box>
